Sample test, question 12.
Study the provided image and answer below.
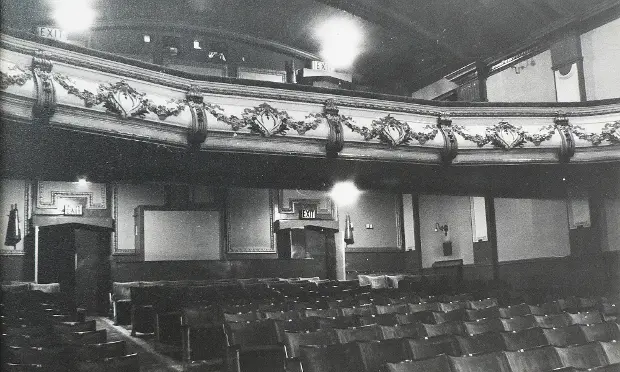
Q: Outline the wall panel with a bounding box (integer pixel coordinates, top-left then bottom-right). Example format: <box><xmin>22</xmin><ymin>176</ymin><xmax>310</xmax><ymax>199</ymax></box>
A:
<box><xmin>581</xmin><ymin>17</ymin><xmax>620</xmax><ymax>100</ymax></box>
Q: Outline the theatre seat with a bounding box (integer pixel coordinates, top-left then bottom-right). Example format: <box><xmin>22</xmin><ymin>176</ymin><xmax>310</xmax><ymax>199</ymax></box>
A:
<box><xmin>501</xmin><ymin>327</ymin><xmax>549</xmax><ymax>351</ymax></box>
<box><xmin>535</xmin><ymin>313</ymin><xmax>573</xmax><ymax>328</ymax></box>
<box><xmin>543</xmin><ymin>325</ymin><xmax>587</xmax><ymax>347</ymax></box>
<box><xmin>463</xmin><ymin>318</ymin><xmax>503</xmax><ymax>335</ymax></box>
<box><xmin>567</xmin><ymin>311</ymin><xmax>603</xmax><ymax>325</ymax></box>
<box><xmin>304</xmin><ymin>308</ymin><xmax>340</xmax><ymax>318</ymax></box>
<box><xmin>334</xmin><ymin>324</ymin><xmax>384</xmax><ymax>343</ymax></box>
<box><xmin>354</xmin><ymin>339</ymin><xmax>411</xmax><ymax>372</ymax></box>
<box><xmin>434</xmin><ymin>309</ymin><xmax>468</xmax><ymax>324</ymax></box>
<box><xmin>504</xmin><ymin>345</ymin><xmax>565</xmax><ymax>372</ymax></box>
<box><xmin>380</xmin><ymin>323</ymin><xmax>422</xmax><ymax>339</ymax></box>
<box><xmin>601</xmin><ymin>341</ymin><xmax>620</xmax><ymax>364</ymax></box>
<box><xmin>283</xmin><ymin>329</ymin><xmax>337</xmax><ymax>358</ymax></box>
<box><xmin>466</xmin><ymin>298</ymin><xmax>499</xmax><ymax>310</ymax></box>
<box><xmin>376</xmin><ymin>304</ymin><xmax>409</xmax><ymax>315</ymax></box>
<box><xmin>499</xmin><ymin>303</ymin><xmax>532</xmax><ymax>318</ymax></box>
<box><xmin>456</xmin><ymin>332</ymin><xmax>505</xmax><ymax>355</ymax></box>
<box><xmin>299</xmin><ymin>343</ymin><xmax>356</xmax><ymax>372</ymax></box>
<box><xmin>530</xmin><ymin>302</ymin><xmax>563</xmax><ymax>316</ymax></box>
<box><xmin>397</xmin><ymin>311</ymin><xmax>435</xmax><ymax>325</ymax></box>
<box><xmin>465</xmin><ymin>306</ymin><xmax>500</xmax><ymax>321</ymax></box>
<box><xmin>555</xmin><ymin>342</ymin><xmax>609</xmax><ymax>369</ymax></box>
<box><xmin>449</xmin><ymin>351</ymin><xmax>512</xmax><ymax>372</ymax></box>
<box><xmin>580</xmin><ymin>323</ymin><xmax>620</xmax><ymax>342</ymax></box>
<box><xmin>408</xmin><ymin>302</ymin><xmax>441</xmax><ymax>313</ymax></box>
<box><xmin>404</xmin><ymin>335</ymin><xmax>461</xmax><ymax>359</ymax></box>
<box><xmin>386</xmin><ymin>354</ymin><xmax>452</xmax><ymax>372</ymax></box>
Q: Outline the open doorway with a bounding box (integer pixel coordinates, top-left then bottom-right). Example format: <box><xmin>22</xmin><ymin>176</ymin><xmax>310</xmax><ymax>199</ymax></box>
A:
<box><xmin>37</xmin><ymin>223</ymin><xmax>111</xmax><ymax>314</ymax></box>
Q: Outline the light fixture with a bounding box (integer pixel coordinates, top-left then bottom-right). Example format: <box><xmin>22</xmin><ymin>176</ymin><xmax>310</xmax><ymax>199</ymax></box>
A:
<box><xmin>193</xmin><ymin>40</ymin><xmax>202</xmax><ymax>49</ymax></box>
<box><xmin>77</xmin><ymin>177</ymin><xmax>88</xmax><ymax>186</ymax></box>
<box><xmin>52</xmin><ymin>0</ymin><xmax>96</xmax><ymax>32</ymax></box>
<box><xmin>329</xmin><ymin>181</ymin><xmax>361</xmax><ymax>206</ymax></box>
<box><xmin>344</xmin><ymin>214</ymin><xmax>354</xmax><ymax>245</ymax></box>
<box><xmin>143</xmin><ymin>35</ymin><xmax>151</xmax><ymax>43</ymax></box>
<box><xmin>316</xmin><ymin>17</ymin><xmax>363</xmax><ymax>69</ymax></box>
<box><xmin>435</xmin><ymin>223</ymin><xmax>449</xmax><ymax>236</ymax></box>
<box><xmin>4</xmin><ymin>204</ymin><xmax>21</xmax><ymax>247</ymax></box>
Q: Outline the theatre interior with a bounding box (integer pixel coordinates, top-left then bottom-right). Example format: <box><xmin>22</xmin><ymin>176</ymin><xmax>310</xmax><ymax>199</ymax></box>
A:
<box><xmin>2</xmin><ymin>0</ymin><xmax>620</xmax><ymax>371</ymax></box>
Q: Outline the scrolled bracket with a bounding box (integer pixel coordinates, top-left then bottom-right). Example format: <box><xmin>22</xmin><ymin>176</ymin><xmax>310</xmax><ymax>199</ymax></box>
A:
<box><xmin>437</xmin><ymin>114</ymin><xmax>458</xmax><ymax>164</ymax></box>
<box><xmin>186</xmin><ymin>86</ymin><xmax>208</xmax><ymax>149</ymax></box>
<box><xmin>31</xmin><ymin>50</ymin><xmax>56</xmax><ymax>125</ymax></box>
<box><xmin>323</xmin><ymin>99</ymin><xmax>344</xmax><ymax>157</ymax></box>
<box><xmin>554</xmin><ymin>113</ymin><xmax>575</xmax><ymax>162</ymax></box>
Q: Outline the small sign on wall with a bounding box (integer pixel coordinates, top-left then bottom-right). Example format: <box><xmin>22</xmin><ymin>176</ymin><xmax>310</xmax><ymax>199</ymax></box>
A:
<box><xmin>299</xmin><ymin>206</ymin><xmax>317</xmax><ymax>220</ymax></box>
<box><xmin>36</xmin><ymin>27</ymin><xmax>68</xmax><ymax>41</ymax></box>
<box><xmin>64</xmin><ymin>204</ymin><xmax>83</xmax><ymax>216</ymax></box>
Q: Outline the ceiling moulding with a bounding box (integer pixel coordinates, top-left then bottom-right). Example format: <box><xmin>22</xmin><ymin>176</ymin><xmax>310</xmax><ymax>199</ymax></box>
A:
<box><xmin>1</xmin><ymin>34</ymin><xmax>619</xmax><ymax>165</ymax></box>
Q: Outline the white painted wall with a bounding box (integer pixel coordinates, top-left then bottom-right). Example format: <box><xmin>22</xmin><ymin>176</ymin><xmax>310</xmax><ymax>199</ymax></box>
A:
<box><xmin>581</xmin><ymin>17</ymin><xmax>620</xmax><ymax>100</ymax></box>
<box><xmin>486</xmin><ymin>50</ymin><xmax>556</xmax><ymax>102</ymax></box>
<box><xmin>419</xmin><ymin>195</ymin><xmax>474</xmax><ymax>268</ymax></box>
<box><xmin>495</xmin><ymin>198</ymin><xmax>570</xmax><ymax>261</ymax></box>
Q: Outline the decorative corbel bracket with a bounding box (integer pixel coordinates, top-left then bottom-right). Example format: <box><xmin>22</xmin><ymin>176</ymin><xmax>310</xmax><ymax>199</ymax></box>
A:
<box><xmin>31</xmin><ymin>50</ymin><xmax>56</xmax><ymax>124</ymax></box>
<box><xmin>323</xmin><ymin>99</ymin><xmax>345</xmax><ymax>156</ymax></box>
<box><xmin>437</xmin><ymin>114</ymin><xmax>458</xmax><ymax>164</ymax></box>
<box><xmin>186</xmin><ymin>86</ymin><xmax>208</xmax><ymax>149</ymax></box>
<box><xmin>554</xmin><ymin>113</ymin><xmax>575</xmax><ymax>162</ymax></box>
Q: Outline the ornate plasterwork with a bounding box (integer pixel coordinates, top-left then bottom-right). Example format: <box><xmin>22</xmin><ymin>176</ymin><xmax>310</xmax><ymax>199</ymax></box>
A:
<box><xmin>453</xmin><ymin>120</ymin><xmax>556</xmax><ymax>149</ymax></box>
<box><xmin>572</xmin><ymin>121</ymin><xmax>620</xmax><ymax>145</ymax></box>
<box><xmin>31</xmin><ymin>51</ymin><xmax>56</xmax><ymax>123</ymax></box>
<box><xmin>0</xmin><ymin>64</ymin><xmax>32</xmax><ymax>90</ymax></box>
<box><xmin>345</xmin><ymin>114</ymin><xmax>438</xmax><ymax>147</ymax></box>
<box><xmin>37</xmin><ymin>181</ymin><xmax>107</xmax><ymax>210</ymax></box>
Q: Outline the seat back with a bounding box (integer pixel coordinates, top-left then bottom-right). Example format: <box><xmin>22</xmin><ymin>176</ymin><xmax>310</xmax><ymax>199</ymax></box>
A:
<box><xmin>555</xmin><ymin>342</ymin><xmax>608</xmax><ymax>369</ymax></box>
<box><xmin>380</xmin><ymin>323</ymin><xmax>421</xmax><ymax>340</ymax></box>
<box><xmin>386</xmin><ymin>354</ymin><xmax>452</xmax><ymax>372</ymax></box>
<box><xmin>567</xmin><ymin>311</ymin><xmax>603</xmax><ymax>325</ymax></box>
<box><xmin>355</xmin><ymin>339</ymin><xmax>411</xmax><ymax>372</ymax></box>
<box><xmin>341</xmin><ymin>306</ymin><xmax>376</xmax><ymax>317</ymax></box>
<box><xmin>408</xmin><ymin>302</ymin><xmax>440</xmax><ymax>313</ymax></box>
<box><xmin>449</xmin><ymin>351</ymin><xmax>512</xmax><ymax>372</ymax></box>
<box><xmin>500</xmin><ymin>315</ymin><xmax>537</xmax><ymax>332</ymax></box>
<box><xmin>299</xmin><ymin>343</ymin><xmax>357</xmax><ymax>372</ymax></box>
<box><xmin>504</xmin><ymin>345</ymin><xmax>564</xmax><ymax>372</ymax></box>
<box><xmin>580</xmin><ymin>323</ymin><xmax>620</xmax><ymax>342</ymax></box>
<box><xmin>439</xmin><ymin>302</ymin><xmax>467</xmax><ymax>313</ymax></box>
<box><xmin>358</xmin><ymin>314</ymin><xmax>399</xmax><ymax>326</ymax></box>
<box><xmin>529</xmin><ymin>301</ymin><xmax>562</xmax><ymax>316</ymax></box>
<box><xmin>305</xmin><ymin>308</ymin><xmax>340</xmax><ymax>318</ymax></box>
<box><xmin>464</xmin><ymin>318</ymin><xmax>503</xmax><ymax>335</ymax></box>
<box><xmin>534</xmin><ymin>313</ymin><xmax>572</xmax><ymax>328</ymax></box>
<box><xmin>334</xmin><ymin>324</ymin><xmax>384</xmax><ymax>343</ymax></box>
<box><xmin>226</xmin><ymin>320</ymin><xmax>279</xmax><ymax>348</ymax></box>
<box><xmin>284</xmin><ymin>329</ymin><xmax>337</xmax><ymax>358</ymax></box>
<box><xmin>59</xmin><ymin>329</ymin><xmax>107</xmax><ymax>345</ymax></box>
<box><xmin>434</xmin><ymin>309</ymin><xmax>467</xmax><ymax>324</ymax></box>
<box><xmin>52</xmin><ymin>320</ymin><xmax>97</xmax><ymax>333</ymax></box>
<box><xmin>501</xmin><ymin>327</ymin><xmax>549</xmax><ymax>351</ymax></box>
<box><xmin>423</xmin><ymin>321</ymin><xmax>465</xmax><ymax>337</ymax></box>
<box><xmin>224</xmin><ymin>311</ymin><xmax>259</xmax><ymax>323</ymax></box>
<box><xmin>601</xmin><ymin>340</ymin><xmax>620</xmax><ymax>364</ymax></box>
<box><xmin>466</xmin><ymin>298</ymin><xmax>498</xmax><ymax>310</ymax></box>
<box><xmin>397</xmin><ymin>311</ymin><xmax>435</xmax><ymax>325</ymax></box>
<box><xmin>456</xmin><ymin>332</ymin><xmax>505</xmax><ymax>355</ymax></box>
<box><xmin>376</xmin><ymin>304</ymin><xmax>409</xmax><ymax>315</ymax></box>
<box><xmin>465</xmin><ymin>307</ymin><xmax>500</xmax><ymax>321</ymax></box>
<box><xmin>543</xmin><ymin>325</ymin><xmax>587</xmax><ymax>347</ymax></box>
<box><xmin>316</xmin><ymin>316</ymin><xmax>358</xmax><ymax>329</ymax></box>
<box><xmin>499</xmin><ymin>303</ymin><xmax>531</xmax><ymax>318</ymax></box>
<box><xmin>405</xmin><ymin>335</ymin><xmax>460</xmax><ymax>359</ymax></box>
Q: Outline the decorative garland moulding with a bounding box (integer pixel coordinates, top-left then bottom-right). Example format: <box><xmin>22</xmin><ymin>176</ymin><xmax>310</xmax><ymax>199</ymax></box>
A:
<box><xmin>1</xmin><ymin>32</ymin><xmax>620</xmax><ymax>165</ymax></box>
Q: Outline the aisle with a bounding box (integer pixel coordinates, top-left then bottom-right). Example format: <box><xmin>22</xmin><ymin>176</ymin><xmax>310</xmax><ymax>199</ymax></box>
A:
<box><xmin>94</xmin><ymin>317</ymin><xmax>183</xmax><ymax>372</ymax></box>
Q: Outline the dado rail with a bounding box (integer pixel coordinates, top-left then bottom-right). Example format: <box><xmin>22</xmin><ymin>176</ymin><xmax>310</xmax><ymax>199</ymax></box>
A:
<box><xmin>2</xmin><ymin>31</ymin><xmax>620</xmax><ymax>165</ymax></box>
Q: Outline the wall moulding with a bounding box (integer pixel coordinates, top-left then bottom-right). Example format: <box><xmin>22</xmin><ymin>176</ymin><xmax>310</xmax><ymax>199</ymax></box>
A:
<box><xmin>1</xmin><ymin>32</ymin><xmax>620</xmax><ymax>165</ymax></box>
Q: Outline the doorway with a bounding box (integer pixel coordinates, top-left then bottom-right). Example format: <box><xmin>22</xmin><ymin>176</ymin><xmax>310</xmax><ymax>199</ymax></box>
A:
<box><xmin>37</xmin><ymin>223</ymin><xmax>111</xmax><ymax>314</ymax></box>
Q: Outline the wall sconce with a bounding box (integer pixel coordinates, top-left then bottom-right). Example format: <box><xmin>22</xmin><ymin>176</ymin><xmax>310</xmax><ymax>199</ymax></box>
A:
<box><xmin>435</xmin><ymin>223</ymin><xmax>448</xmax><ymax>236</ymax></box>
<box><xmin>344</xmin><ymin>214</ymin><xmax>354</xmax><ymax>245</ymax></box>
<box><xmin>512</xmin><ymin>59</ymin><xmax>536</xmax><ymax>74</ymax></box>
<box><xmin>4</xmin><ymin>204</ymin><xmax>22</xmax><ymax>247</ymax></box>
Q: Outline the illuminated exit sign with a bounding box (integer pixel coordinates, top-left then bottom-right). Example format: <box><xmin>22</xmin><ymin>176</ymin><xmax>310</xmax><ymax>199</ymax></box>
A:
<box><xmin>36</xmin><ymin>27</ymin><xmax>67</xmax><ymax>41</ymax></box>
<box><xmin>299</xmin><ymin>206</ymin><xmax>317</xmax><ymax>220</ymax></box>
<box><xmin>64</xmin><ymin>204</ymin><xmax>83</xmax><ymax>216</ymax></box>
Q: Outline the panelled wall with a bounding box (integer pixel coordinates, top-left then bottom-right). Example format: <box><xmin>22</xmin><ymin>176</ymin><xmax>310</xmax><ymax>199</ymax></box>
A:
<box><xmin>2</xmin><ymin>177</ymin><xmax>619</xmax><ymax>293</ymax></box>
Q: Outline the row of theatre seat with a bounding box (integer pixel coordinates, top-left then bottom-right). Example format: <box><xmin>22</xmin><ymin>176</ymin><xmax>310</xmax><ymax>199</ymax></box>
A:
<box><xmin>111</xmin><ymin>276</ymin><xmax>619</xmax><ymax>372</ymax></box>
<box><xmin>1</xmin><ymin>288</ymin><xmax>139</xmax><ymax>372</ymax></box>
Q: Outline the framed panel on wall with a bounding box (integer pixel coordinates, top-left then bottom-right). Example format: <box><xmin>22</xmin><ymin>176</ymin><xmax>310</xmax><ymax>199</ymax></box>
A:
<box><xmin>226</xmin><ymin>188</ymin><xmax>275</xmax><ymax>254</ymax></box>
<box><xmin>1</xmin><ymin>180</ymin><xmax>30</xmax><ymax>256</ymax></box>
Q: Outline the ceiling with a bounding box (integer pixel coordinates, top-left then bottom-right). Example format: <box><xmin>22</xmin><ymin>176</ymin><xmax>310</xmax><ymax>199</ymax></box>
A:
<box><xmin>1</xmin><ymin>0</ymin><xmax>619</xmax><ymax>94</ymax></box>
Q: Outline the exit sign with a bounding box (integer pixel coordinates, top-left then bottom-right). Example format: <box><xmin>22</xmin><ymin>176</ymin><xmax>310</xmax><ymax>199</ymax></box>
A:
<box><xmin>36</xmin><ymin>27</ymin><xmax>67</xmax><ymax>41</ymax></box>
<box><xmin>64</xmin><ymin>204</ymin><xmax>83</xmax><ymax>216</ymax></box>
<box><xmin>299</xmin><ymin>207</ymin><xmax>317</xmax><ymax>220</ymax></box>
